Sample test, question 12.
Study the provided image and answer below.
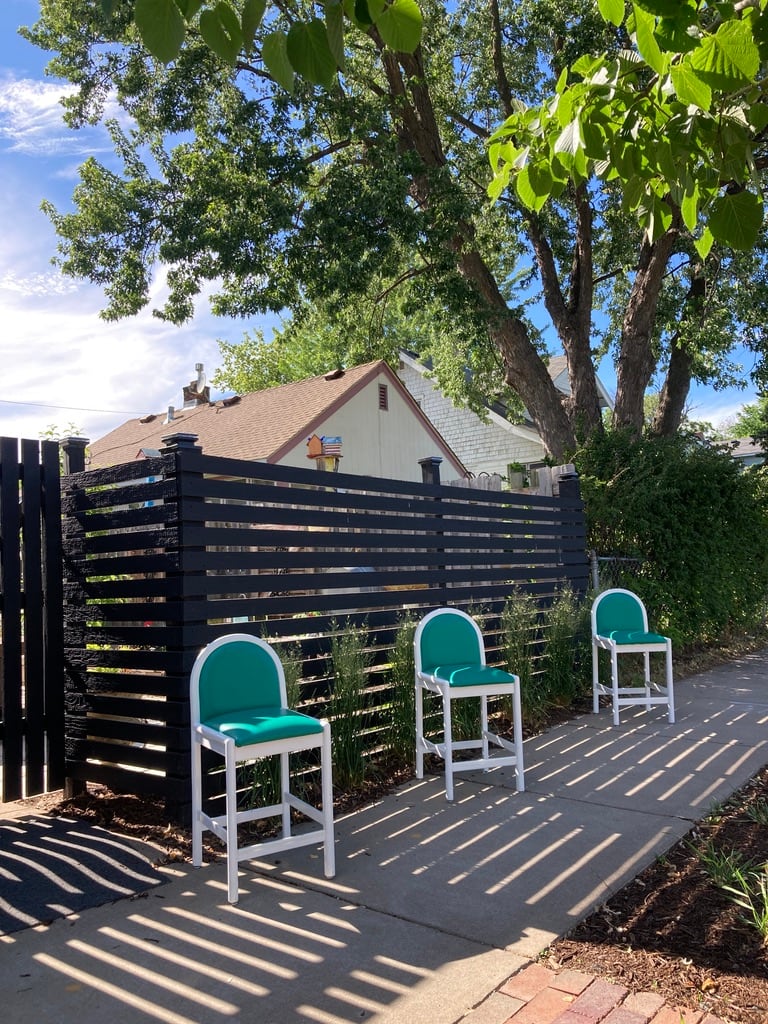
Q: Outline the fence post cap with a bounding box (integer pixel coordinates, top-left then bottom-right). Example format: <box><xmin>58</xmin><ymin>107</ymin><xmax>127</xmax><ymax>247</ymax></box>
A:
<box><xmin>160</xmin><ymin>433</ymin><xmax>201</xmax><ymax>453</ymax></box>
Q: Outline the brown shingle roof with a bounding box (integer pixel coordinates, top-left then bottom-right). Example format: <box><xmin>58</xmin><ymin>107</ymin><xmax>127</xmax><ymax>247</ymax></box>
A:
<box><xmin>89</xmin><ymin>360</ymin><xmax>432</xmax><ymax>469</ymax></box>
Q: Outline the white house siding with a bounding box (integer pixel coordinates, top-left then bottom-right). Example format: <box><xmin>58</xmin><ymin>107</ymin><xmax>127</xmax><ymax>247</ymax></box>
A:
<box><xmin>278</xmin><ymin>370</ymin><xmax>465</xmax><ymax>482</ymax></box>
<box><xmin>397</xmin><ymin>361</ymin><xmax>547</xmax><ymax>479</ymax></box>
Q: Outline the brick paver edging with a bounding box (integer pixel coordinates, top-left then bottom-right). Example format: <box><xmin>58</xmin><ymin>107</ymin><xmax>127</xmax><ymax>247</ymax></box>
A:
<box><xmin>459</xmin><ymin>962</ymin><xmax>728</xmax><ymax>1024</ymax></box>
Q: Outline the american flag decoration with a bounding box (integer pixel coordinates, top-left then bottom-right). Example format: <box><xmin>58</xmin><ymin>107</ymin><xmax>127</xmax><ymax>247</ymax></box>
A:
<box><xmin>321</xmin><ymin>436</ymin><xmax>343</xmax><ymax>456</ymax></box>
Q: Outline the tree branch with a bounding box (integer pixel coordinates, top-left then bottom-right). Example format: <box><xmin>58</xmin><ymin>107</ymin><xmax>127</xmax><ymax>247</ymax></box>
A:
<box><xmin>489</xmin><ymin>0</ymin><xmax>513</xmax><ymax>118</ymax></box>
<box><xmin>304</xmin><ymin>139</ymin><xmax>352</xmax><ymax>165</ymax></box>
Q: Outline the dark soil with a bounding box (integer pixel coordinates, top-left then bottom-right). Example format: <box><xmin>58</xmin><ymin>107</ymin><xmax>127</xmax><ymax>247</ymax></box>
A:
<box><xmin>10</xmin><ymin>632</ymin><xmax>768</xmax><ymax>1024</ymax></box>
<box><xmin>546</xmin><ymin>765</ymin><xmax>768</xmax><ymax>1024</ymax></box>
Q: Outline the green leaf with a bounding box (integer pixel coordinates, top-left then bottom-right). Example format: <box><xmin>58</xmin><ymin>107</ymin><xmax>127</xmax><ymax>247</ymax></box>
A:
<box><xmin>670</xmin><ymin>63</ymin><xmax>712</xmax><ymax>110</ymax></box>
<box><xmin>354</xmin><ymin>0</ymin><xmax>374</xmax><ymax>27</ymax></box>
<box><xmin>263</xmin><ymin>30</ymin><xmax>295</xmax><ymax>92</ymax></box>
<box><xmin>242</xmin><ymin>0</ymin><xmax>267</xmax><ymax>54</ymax></box>
<box><xmin>655</xmin><ymin>16</ymin><xmax>700</xmax><ymax>54</ymax></box>
<box><xmin>681</xmin><ymin>182</ymin><xmax>699</xmax><ymax>232</ymax></box>
<box><xmin>134</xmin><ymin>0</ymin><xmax>186</xmax><ymax>62</ymax></box>
<box><xmin>325</xmin><ymin>1</ymin><xmax>346</xmax><ymax>72</ymax></box>
<box><xmin>554</xmin><ymin>117</ymin><xmax>583</xmax><ymax>158</ymax></box>
<box><xmin>695</xmin><ymin>226</ymin><xmax>714</xmax><ymax>260</ymax></box>
<box><xmin>515</xmin><ymin>166</ymin><xmax>538</xmax><ymax>210</ymax></box>
<box><xmin>623</xmin><ymin>175</ymin><xmax>646</xmax><ymax>212</ymax></box>
<box><xmin>375</xmin><ymin>0</ymin><xmax>422</xmax><ymax>54</ymax></box>
<box><xmin>200</xmin><ymin>3</ymin><xmax>242</xmax><ymax>65</ymax></box>
<box><xmin>175</xmin><ymin>0</ymin><xmax>204</xmax><ymax>16</ymax></box>
<box><xmin>598</xmin><ymin>0</ymin><xmax>625</xmax><ymax>27</ymax></box>
<box><xmin>690</xmin><ymin>19</ymin><xmax>760</xmax><ymax>90</ymax></box>
<box><xmin>287</xmin><ymin>19</ymin><xmax>338</xmax><ymax>88</ymax></box>
<box><xmin>708</xmin><ymin>190</ymin><xmax>763</xmax><ymax>250</ymax></box>
<box><xmin>632</xmin><ymin>3</ymin><xmax>666</xmax><ymax>75</ymax></box>
<box><xmin>634</xmin><ymin>0</ymin><xmax>693</xmax><ymax>15</ymax></box>
<box><xmin>747</xmin><ymin>103</ymin><xmax>768</xmax><ymax>133</ymax></box>
<box><xmin>101</xmin><ymin>0</ymin><xmax>117</xmax><ymax>15</ymax></box>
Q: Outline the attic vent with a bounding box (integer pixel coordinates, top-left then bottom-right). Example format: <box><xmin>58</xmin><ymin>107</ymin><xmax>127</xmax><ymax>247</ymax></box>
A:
<box><xmin>378</xmin><ymin>383</ymin><xmax>389</xmax><ymax>411</ymax></box>
<box><xmin>324</xmin><ymin>368</ymin><xmax>344</xmax><ymax>380</ymax></box>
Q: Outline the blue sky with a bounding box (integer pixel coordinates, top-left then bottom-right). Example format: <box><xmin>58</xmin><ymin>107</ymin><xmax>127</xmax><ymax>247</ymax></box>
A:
<box><xmin>0</xmin><ymin>0</ymin><xmax>759</xmax><ymax>445</ymax></box>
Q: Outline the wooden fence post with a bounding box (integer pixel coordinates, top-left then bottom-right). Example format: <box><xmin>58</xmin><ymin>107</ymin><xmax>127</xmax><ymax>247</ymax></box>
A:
<box><xmin>60</xmin><ymin>437</ymin><xmax>90</xmax><ymax>798</ymax></box>
<box><xmin>159</xmin><ymin>432</ymin><xmax>205</xmax><ymax>821</ymax></box>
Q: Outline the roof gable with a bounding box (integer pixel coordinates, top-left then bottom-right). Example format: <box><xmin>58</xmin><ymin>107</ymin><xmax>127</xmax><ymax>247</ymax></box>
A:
<box><xmin>89</xmin><ymin>360</ymin><xmax>465</xmax><ymax>473</ymax></box>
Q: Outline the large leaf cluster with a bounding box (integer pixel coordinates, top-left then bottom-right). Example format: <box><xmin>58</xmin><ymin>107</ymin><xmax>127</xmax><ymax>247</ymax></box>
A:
<box><xmin>489</xmin><ymin>0</ymin><xmax>768</xmax><ymax>253</ymax></box>
<box><xmin>577</xmin><ymin>429</ymin><xmax>768</xmax><ymax>645</ymax></box>
<box><xmin>111</xmin><ymin>0</ymin><xmax>423</xmax><ymax>87</ymax></box>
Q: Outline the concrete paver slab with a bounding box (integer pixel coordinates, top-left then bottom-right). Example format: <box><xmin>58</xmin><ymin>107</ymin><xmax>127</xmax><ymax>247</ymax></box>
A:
<box><xmin>246</xmin><ymin>775</ymin><xmax>690</xmax><ymax>958</ymax></box>
<box><xmin>0</xmin><ymin>863</ymin><xmax>526</xmax><ymax>1024</ymax></box>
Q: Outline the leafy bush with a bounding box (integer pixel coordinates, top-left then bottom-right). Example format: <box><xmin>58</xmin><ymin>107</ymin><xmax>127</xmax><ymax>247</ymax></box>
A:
<box><xmin>386</xmin><ymin>613</ymin><xmax>417</xmax><ymax>761</ymax></box>
<box><xmin>329</xmin><ymin>620</ymin><xmax>371</xmax><ymax>789</ymax></box>
<box><xmin>576</xmin><ymin>430</ymin><xmax>768</xmax><ymax>646</ymax></box>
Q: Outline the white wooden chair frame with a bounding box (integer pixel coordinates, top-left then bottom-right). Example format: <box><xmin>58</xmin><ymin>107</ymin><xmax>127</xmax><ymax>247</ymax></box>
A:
<box><xmin>414</xmin><ymin>608</ymin><xmax>524</xmax><ymax>801</ymax></box>
<box><xmin>191</xmin><ymin>634</ymin><xmax>335</xmax><ymax>903</ymax></box>
<box><xmin>591</xmin><ymin>588</ymin><xmax>675</xmax><ymax>726</ymax></box>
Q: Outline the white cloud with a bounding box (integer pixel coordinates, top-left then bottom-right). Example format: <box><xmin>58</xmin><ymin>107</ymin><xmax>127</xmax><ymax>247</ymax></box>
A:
<box><xmin>0</xmin><ymin>269</ymin><xmax>77</xmax><ymax>295</ymax></box>
<box><xmin>0</xmin><ymin>74</ymin><xmax>122</xmax><ymax>156</ymax></box>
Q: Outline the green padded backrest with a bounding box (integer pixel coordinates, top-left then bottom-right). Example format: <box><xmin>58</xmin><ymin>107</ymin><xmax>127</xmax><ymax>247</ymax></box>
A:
<box><xmin>420</xmin><ymin>612</ymin><xmax>482</xmax><ymax>668</ymax></box>
<box><xmin>596</xmin><ymin>591</ymin><xmax>645</xmax><ymax>635</ymax></box>
<box><xmin>197</xmin><ymin>640</ymin><xmax>283</xmax><ymax>721</ymax></box>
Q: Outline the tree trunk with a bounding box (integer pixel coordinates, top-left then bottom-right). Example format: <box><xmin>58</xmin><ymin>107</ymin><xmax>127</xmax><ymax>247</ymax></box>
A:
<box><xmin>650</xmin><ymin>268</ymin><xmax>705</xmax><ymax>436</ymax></box>
<box><xmin>651</xmin><ymin>342</ymin><xmax>694</xmax><ymax>435</ymax></box>
<box><xmin>458</xmin><ymin>251</ymin><xmax>576</xmax><ymax>459</ymax></box>
<box><xmin>526</xmin><ymin>187</ymin><xmax>603</xmax><ymax>443</ymax></box>
<box><xmin>378</xmin><ymin>44</ymin><xmax>575</xmax><ymax>459</ymax></box>
<box><xmin>613</xmin><ymin>226</ymin><xmax>679</xmax><ymax>432</ymax></box>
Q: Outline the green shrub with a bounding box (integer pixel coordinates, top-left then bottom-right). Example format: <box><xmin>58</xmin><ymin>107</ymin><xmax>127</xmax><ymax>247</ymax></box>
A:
<box><xmin>576</xmin><ymin>430</ymin><xmax>768</xmax><ymax>646</ymax></box>
<box><xmin>501</xmin><ymin>587</ymin><xmax>543</xmax><ymax>727</ymax></box>
<box><xmin>387</xmin><ymin>613</ymin><xmax>417</xmax><ymax>762</ymax></box>
<box><xmin>329</xmin><ymin>620</ymin><xmax>370</xmax><ymax>789</ymax></box>
<box><xmin>541</xmin><ymin>585</ymin><xmax>591</xmax><ymax>708</ymax></box>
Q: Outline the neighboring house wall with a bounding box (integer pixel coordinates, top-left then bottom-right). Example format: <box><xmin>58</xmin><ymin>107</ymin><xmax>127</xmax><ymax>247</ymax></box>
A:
<box><xmin>398</xmin><ymin>357</ymin><xmax>547</xmax><ymax>478</ymax></box>
<box><xmin>731</xmin><ymin>438</ymin><xmax>766</xmax><ymax>469</ymax></box>
<box><xmin>278</xmin><ymin>370</ymin><xmax>464</xmax><ymax>480</ymax></box>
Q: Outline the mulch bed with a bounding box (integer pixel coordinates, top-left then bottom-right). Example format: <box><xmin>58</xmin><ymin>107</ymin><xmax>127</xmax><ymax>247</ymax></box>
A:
<box><xmin>546</xmin><ymin>764</ymin><xmax>768</xmax><ymax>1024</ymax></box>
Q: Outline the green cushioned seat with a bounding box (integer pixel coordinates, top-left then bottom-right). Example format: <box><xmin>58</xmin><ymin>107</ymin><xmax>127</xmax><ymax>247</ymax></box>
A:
<box><xmin>424</xmin><ymin>663</ymin><xmax>517</xmax><ymax>687</ymax></box>
<box><xmin>607</xmin><ymin>629</ymin><xmax>668</xmax><ymax>646</ymax></box>
<box><xmin>203</xmin><ymin>706</ymin><xmax>324</xmax><ymax>747</ymax></box>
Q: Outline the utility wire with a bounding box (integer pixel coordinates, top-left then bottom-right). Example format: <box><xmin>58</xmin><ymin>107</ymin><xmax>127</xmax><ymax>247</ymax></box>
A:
<box><xmin>0</xmin><ymin>398</ymin><xmax>146</xmax><ymax>414</ymax></box>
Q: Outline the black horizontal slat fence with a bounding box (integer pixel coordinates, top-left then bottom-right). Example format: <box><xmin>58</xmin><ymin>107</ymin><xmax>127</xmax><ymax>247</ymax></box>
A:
<box><xmin>0</xmin><ymin>436</ymin><xmax>64</xmax><ymax>801</ymax></box>
<box><xmin>61</xmin><ymin>433</ymin><xmax>588</xmax><ymax>818</ymax></box>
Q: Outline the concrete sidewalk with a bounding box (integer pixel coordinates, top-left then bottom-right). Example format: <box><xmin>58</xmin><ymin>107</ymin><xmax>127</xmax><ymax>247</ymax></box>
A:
<box><xmin>2</xmin><ymin>651</ymin><xmax>767</xmax><ymax>1024</ymax></box>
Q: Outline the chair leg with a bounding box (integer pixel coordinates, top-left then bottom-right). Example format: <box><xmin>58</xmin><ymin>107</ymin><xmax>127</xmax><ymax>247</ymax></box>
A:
<box><xmin>666</xmin><ymin>642</ymin><xmax>675</xmax><ymax>724</ymax></box>
<box><xmin>225</xmin><ymin>745</ymin><xmax>240</xmax><ymax>904</ymax></box>
<box><xmin>512</xmin><ymin>681</ymin><xmax>525</xmax><ymax>793</ymax></box>
<box><xmin>643</xmin><ymin>651</ymin><xmax>652</xmax><ymax>709</ymax></box>
<box><xmin>280</xmin><ymin>751</ymin><xmax>291</xmax><ymax>838</ymax></box>
<box><xmin>321</xmin><ymin>724</ymin><xmax>335</xmax><ymax>878</ymax></box>
<box><xmin>415</xmin><ymin>681</ymin><xmax>425</xmax><ymax>780</ymax></box>
<box><xmin>610</xmin><ymin>647</ymin><xmax>620</xmax><ymax>726</ymax></box>
<box><xmin>480</xmin><ymin>695</ymin><xmax>489</xmax><ymax>762</ymax></box>
<box><xmin>191</xmin><ymin>735</ymin><xmax>203</xmax><ymax>868</ymax></box>
<box><xmin>592</xmin><ymin>642</ymin><xmax>600</xmax><ymax>714</ymax></box>
<box><xmin>443</xmin><ymin>692</ymin><xmax>455</xmax><ymax>801</ymax></box>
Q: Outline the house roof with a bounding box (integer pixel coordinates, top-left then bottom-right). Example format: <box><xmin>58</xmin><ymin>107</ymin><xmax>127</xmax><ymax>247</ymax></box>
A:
<box><xmin>730</xmin><ymin>437</ymin><xmax>765</xmax><ymax>462</ymax></box>
<box><xmin>88</xmin><ymin>359</ymin><xmax>464</xmax><ymax>470</ymax></box>
<box><xmin>398</xmin><ymin>350</ymin><xmax>613</xmax><ymax>434</ymax></box>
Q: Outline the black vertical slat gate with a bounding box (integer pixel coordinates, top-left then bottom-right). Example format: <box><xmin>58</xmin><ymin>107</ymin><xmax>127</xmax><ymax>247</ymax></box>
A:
<box><xmin>0</xmin><ymin>436</ymin><xmax>65</xmax><ymax>801</ymax></box>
